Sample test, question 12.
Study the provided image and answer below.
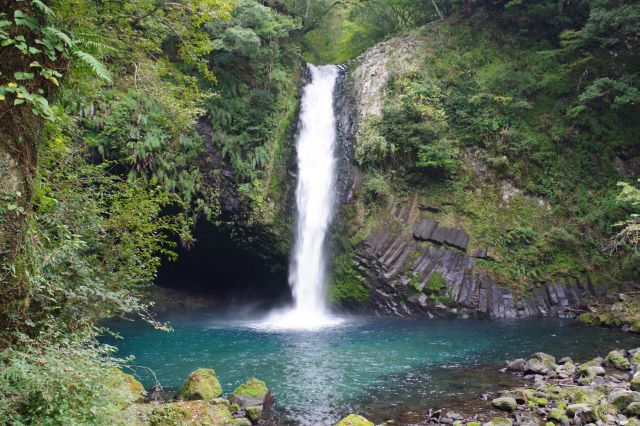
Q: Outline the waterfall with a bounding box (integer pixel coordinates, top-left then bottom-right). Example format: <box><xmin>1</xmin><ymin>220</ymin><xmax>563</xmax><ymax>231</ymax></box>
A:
<box><xmin>260</xmin><ymin>64</ymin><xmax>343</xmax><ymax>330</ymax></box>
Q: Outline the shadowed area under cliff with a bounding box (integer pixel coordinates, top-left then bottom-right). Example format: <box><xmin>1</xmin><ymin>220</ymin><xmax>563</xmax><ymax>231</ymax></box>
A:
<box><xmin>155</xmin><ymin>219</ymin><xmax>292</xmax><ymax>309</ymax></box>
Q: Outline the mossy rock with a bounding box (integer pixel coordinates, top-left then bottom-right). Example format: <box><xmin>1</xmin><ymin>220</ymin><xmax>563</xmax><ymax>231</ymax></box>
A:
<box><xmin>548</xmin><ymin>407</ymin><xmax>568</xmax><ymax>422</ymax></box>
<box><xmin>491</xmin><ymin>396</ymin><xmax>517</xmax><ymax>412</ymax></box>
<box><xmin>626</xmin><ymin>402</ymin><xmax>640</xmax><ymax>417</ymax></box>
<box><xmin>245</xmin><ymin>405</ymin><xmax>263</xmax><ymax>421</ymax></box>
<box><xmin>229</xmin><ymin>377</ymin><xmax>269</xmax><ymax>409</ymax></box>
<box><xmin>486</xmin><ymin>417</ymin><xmax>512</xmax><ymax>426</ymax></box>
<box><xmin>335</xmin><ymin>414</ymin><xmax>374</xmax><ymax>426</ymax></box>
<box><xmin>149</xmin><ymin>400</ymin><xmax>234</xmax><ymax>426</ymax></box>
<box><xmin>110</xmin><ymin>368</ymin><xmax>146</xmax><ymax>404</ymax></box>
<box><xmin>609</xmin><ymin>390</ymin><xmax>640</xmax><ymax>411</ymax></box>
<box><xmin>606</xmin><ymin>350</ymin><xmax>631</xmax><ymax>370</ymax></box>
<box><xmin>178</xmin><ymin>368</ymin><xmax>223</xmax><ymax>401</ymax></box>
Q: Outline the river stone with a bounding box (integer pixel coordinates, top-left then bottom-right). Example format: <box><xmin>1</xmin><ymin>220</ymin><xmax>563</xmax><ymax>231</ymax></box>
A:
<box><xmin>609</xmin><ymin>390</ymin><xmax>640</xmax><ymax>410</ymax></box>
<box><xmin>484</xmin><ymin>417</ymin><xmax>513</xmax><ymax>426</ymax></box>
<box><xmin>626</xmin><ymin>402</ymin><xmax>640</xmax><ymax>417</ymax></box>
<box><xmin>178</xmin><ymin>368</ymin><xmax>222</xmax><ymax>401</ymax></box>
<box><xmin>578</xmin><ymin>363</ymin><xmax>606</xmax><ymax>377</ymax></box>
<box><xmin>491</xmin><ymin>396</ymin><xmax>517</xmax><ymax>412</ymax></box>
<box><xmin>533</xmin><ymin>352</ymin><xmax>556</xmax><ymax>363</ymax></box>
<box><xmin>229</xmin><ymin>378</ymin><xmax>270</xmax><ymax>409</ymax></box>
<box><xmin>149</xmin><ymin>400</ymin><xmax>233</xmax><ymax>425</ymax></box>
<box><xmin>632</xmin><ymin>373</ymin><xmax>640</xmax><ymax>391</ymax></box>
<box><xmin>558</xmin><ymin>357</ymin><xmax>573</xmax><ymax>365</ymax></box>
<box><xmin>335</xmin><ymin>414</ymin><xmax>374</xmax><ymax>426</ymax></box>
<box><xmin>607</xmin><ymin>350</ymin><xmax>632</xmax><ymax>370</ymax></box>
<box><xmin>245</xmin><ymin>405</ymin><xmax>263</xmax><ymax>422</ymax></box>
<box><xmin>524</xmin><ymin>358</ymin><xmax>544</xmax><ymax>374</ymax></box>
<box><xmin>507</xmin><ymin>359</ymin><xmax>526</xmax><ymax>372</ymax></box>
<box><xmin>567</xmin><ymin>403</ymin><xmax>599</xmax><ymax>423</ymax></box>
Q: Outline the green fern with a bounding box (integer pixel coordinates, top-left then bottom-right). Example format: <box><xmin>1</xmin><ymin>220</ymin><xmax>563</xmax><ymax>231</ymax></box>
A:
<box><xmin>73</xmin><ymin>50</ymin><xmax>112</xmax><ymax>83</ymax></box>
<box><xmin>43</xmin><ymin>26</ymin><xmax>73</xmax><ymax>47</ymax></box>
<box><xmin>31</xmin><ymin>0</ymin><xmax>53</xmax><ymax>18</ymax></box>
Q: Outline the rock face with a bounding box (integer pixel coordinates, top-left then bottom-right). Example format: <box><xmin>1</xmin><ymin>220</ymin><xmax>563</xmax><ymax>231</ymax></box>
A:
<box><xmin>351</xmin><ymin>196</ymin><xmax>600</xmax><ymax>318</ymax></box>
<box><xmin>335</xmin><ymin>30</ymin><xmax>606</xmax><ymax>320</ymax></box>
<box><xmin>178</xmin><ymin>368</ymin><xmax>222</xmax><ymax>401</ymax></box>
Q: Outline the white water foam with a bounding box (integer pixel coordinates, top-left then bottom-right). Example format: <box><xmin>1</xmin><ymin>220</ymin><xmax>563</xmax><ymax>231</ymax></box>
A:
<box><xmin>257</xmin><ymin>64</ymin><xmax>343</xmax><ymax>331</ymax></box>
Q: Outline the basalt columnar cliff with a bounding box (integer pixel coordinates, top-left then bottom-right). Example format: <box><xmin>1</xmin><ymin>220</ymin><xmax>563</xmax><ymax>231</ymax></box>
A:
<box><xmin>328</xmin><ymin>23</ymin><xmax>639</xmax><ymax>320</ymax></box>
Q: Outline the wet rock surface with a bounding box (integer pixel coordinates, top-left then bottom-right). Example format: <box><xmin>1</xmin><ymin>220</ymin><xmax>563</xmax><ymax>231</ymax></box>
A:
<box><xmin>388</xmin><ymin>347</ymin><xmax>640</xmax><ymax>426</ymax></box>
<box><xmin>352</xmin><ymin>197</ymin><xmax>602</xmax><ymax>319</ymax></box>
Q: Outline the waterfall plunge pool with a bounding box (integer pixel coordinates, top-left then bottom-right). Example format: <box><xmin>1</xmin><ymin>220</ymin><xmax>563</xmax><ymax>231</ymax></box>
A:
<box><xmin>105</xmin><ymin>315</ymin><xmax>640</xmax><ymax>425</ymax></box>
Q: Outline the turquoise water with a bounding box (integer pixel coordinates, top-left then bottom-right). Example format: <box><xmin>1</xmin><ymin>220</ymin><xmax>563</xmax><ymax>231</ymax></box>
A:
<box><xmin>106</xmin><ymin>315</ymin><xmax>640</xmax><ymax>425</ymax></box>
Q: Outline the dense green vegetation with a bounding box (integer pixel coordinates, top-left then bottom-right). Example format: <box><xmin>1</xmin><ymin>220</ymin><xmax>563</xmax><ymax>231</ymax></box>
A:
<box><xmin>0</xmin><ymin>0</ymin><xmax>638</xmax><ymax>422</ymax></box>
<box><xmin>332</xmin><ymin>0</ymin><xmax>640</xmax><ymax>298</ymax></box>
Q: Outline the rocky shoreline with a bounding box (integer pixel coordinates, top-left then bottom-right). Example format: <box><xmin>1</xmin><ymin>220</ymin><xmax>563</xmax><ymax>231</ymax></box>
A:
<box><xmin>346</xmin><ymin>348</ymin><xmax>640</xmax><ymax>426</ymax></box>
<box><xmin>115</xmin><ymin>369</ymin><xmax>272</xmax><ymax>425</ymax></box>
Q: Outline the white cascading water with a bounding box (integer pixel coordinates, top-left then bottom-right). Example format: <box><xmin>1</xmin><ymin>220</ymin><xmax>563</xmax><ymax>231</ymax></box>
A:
<box><xmin>261</xmin><ymin>64</ymin><xmax>343</xmax><ymax>330</ymax></box>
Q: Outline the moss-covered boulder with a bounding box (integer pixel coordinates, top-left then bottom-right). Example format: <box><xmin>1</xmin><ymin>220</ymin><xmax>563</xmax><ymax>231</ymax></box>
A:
<box><xmin>608</xmin><ymin>390</ymin><xmax>640</xmax><ymax>411</ymax></box>
<box><xmin>485</xmin><ymin>417</ymin><xmax>512</xmax><ymax>426</ymax></box>
<box><xmin>109</xmin><ymin>368</ymin><xmax>146</xmax><ymax>404</ymax></box>
<box><xmin>606</xmin><ymin>350</ymin><xmax>631</xmax><ymax>370</ymax></box>
<box><xmin>632</xmin><ymin>373</ymin><xmax>640</xmax><ymax>391</ymax></box>
<box><xmin>548</xmin><ymin>407</ymin><xmax>568</xmax><ymax>422</ymax></box>
<box><xmin>229</xmin><ymin>378</ymin><xmax>269</xmax><ymax>409</ymax></box>
<box><xmin>178</xmin><ymin>369</ymin><xmax>223</xmax><ymax>401</ymax></box>
<box><xmin>148</xmin><ymin>400</ymin><xmax>234</xmax><ymax>426</ymax></box>
<box><xmin>335</xmin><ymin>414</ymin><xmax>374</xmax><ymax>426</ymax></box>
<box><xmin>491</xmin><ymin>396</ymin><xmax>517</xmax><ymax>412</ymax></box>
<box><xmin>533</xmin><ymin>352</ymin><xmax>556</xmax><ymax>363</ymax></box>
<box><xmin>627</xmin><ymin>402</ymin><xmax>640</xmax><ymax>417</ymax></box>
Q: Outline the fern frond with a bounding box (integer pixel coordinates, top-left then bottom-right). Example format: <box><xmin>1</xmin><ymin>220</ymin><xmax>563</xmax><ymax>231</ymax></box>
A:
<box><xmin>31</xmin><ymin>0</ymin><xmax>54</xmax><ymax>18</ymax></box>
<box><xmin>73</xmin><ymin>50</ymin><xmax>112</xmax><ymax>83</ymax></box>
<box><xmin>78</xmin><ymin>39</ymin><xmax>117</xmax><ymax>54</ymax></box>
<box><xmin>43</xmin><ymin>26</ymin><xmax>73</xmax><ymax>47</ymax></box>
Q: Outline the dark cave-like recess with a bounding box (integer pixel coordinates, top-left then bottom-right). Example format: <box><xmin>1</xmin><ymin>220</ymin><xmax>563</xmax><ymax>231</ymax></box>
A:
<box><xmin>155</xmin><ymin>219</ymin><xmax>292</xmax><ymax>308</ymax></box>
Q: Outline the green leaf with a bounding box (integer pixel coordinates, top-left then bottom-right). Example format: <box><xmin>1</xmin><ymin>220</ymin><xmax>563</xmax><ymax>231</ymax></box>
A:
<box><xmin>14</xmin><ymin>72</ymin><xmax>35</xmax><ymax>80</ymax></box>
<box><xmin>13</xmin><ymin>98</ymin><xmax>25</xmax><ymax>105</ymax></box>
<box><xmin>73</xmin><ymin>50</ymin><xmax>112</xmax><ymax>83</ymax></box>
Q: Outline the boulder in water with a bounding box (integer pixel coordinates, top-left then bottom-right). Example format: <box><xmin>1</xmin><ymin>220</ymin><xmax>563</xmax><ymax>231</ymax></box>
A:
<box><xmin>178</xmin><ymin>368</ymin><xmax>222</xmax><ymax>401</ymax></box>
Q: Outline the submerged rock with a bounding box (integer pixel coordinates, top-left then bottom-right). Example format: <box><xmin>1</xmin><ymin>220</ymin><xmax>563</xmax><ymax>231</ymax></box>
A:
<box><xmin>335</xmin><ymin>414</ymin><xmax>374</xmax><ymax>426</ymax></box>
<box><xmin>178</xmin><ymin>368</ymin><xmax>223</xmax><ymax>401</ymax></box>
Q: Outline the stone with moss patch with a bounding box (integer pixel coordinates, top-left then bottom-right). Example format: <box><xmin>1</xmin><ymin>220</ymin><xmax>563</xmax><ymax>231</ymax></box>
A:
<box><xmin>245</xmin><ymin>405</ymin><xmax>263</xmax><ymax>421</ymax></box>
<box><xmin>486</xmin><ymin>417</ymin><xmax>512</xmax><ymax>426</ymax></box>
<box><xmin>606</xmin><ymin>350</ymin><xmax>631</xmax><ymax>370</ymax></box>
<box><xmin>149</xmin><ymin>400</ymin><xmax>234</xmax><ymax>426</ymax></box>
<box><xmin>178</xmin><ymin>368</ymin><xmax>222</xmax><ymax>401</ymax></box>
<box><xmin>491</xmin><ymin>396</ymin><xmax>517</xmax><ymax>412</ymax></box>
<box><xmin>335</xmin><ymin>414</ymin><xmax>374</xmax><ymax>426</ymax></box>
<box><xmin>229</xmin><ymin>378</ymin><xmax>269</xmax><ymax>408</ymax></box>
<box><xmin>110</xmin><ymin>368</ymin><xmax>146</xmax><ymax>404</ymax></box>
